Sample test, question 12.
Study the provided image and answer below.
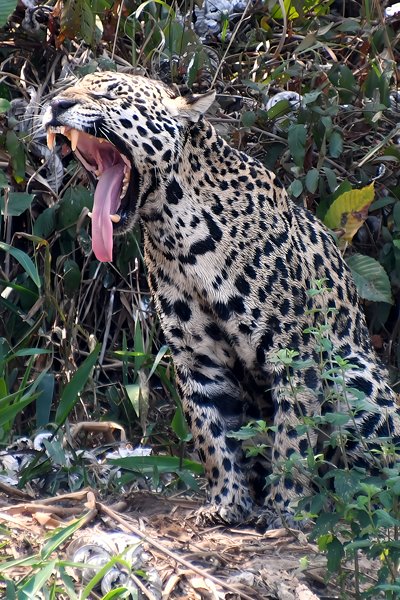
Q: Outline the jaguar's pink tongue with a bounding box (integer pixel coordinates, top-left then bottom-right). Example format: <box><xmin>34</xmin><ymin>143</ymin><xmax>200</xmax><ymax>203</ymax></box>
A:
<box><xmin>92</xmin><ymin>163</ymin><xmax>124</xmax><ymax>262</ymax></box>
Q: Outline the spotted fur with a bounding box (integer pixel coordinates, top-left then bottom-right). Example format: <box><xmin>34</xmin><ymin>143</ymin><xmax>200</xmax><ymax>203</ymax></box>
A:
<box><xmin>44</xmin><ymin>72</ymin><xmax>400</xmax><ymax>526</ymax></box>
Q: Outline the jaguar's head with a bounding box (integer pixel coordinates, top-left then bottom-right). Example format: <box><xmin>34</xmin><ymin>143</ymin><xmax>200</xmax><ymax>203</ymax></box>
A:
<box><xmin>43</xmin><ymin>72</ymin><xmax>215</xmax><ymax>262</ymax></box>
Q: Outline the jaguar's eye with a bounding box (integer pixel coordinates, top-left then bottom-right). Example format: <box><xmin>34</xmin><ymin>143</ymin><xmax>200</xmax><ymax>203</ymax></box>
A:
<box><xmin>88</xmin><ymin>92</ymin><xmax>116</xmax><ymax>101</ymax></box>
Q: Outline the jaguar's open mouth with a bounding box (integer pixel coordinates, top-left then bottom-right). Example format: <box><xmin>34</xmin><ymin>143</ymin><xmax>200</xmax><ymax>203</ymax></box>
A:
<box><xmin>47</xmin><ymin>126</ymin><xmax>131</xmax><ymax>262</ymax></box>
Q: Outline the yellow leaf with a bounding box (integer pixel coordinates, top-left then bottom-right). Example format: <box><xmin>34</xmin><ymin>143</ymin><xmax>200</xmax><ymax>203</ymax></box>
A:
<box><xmin>323</xmin><ymin>183</ymin><xmax>375</xmax><ymax>243</ymax></box>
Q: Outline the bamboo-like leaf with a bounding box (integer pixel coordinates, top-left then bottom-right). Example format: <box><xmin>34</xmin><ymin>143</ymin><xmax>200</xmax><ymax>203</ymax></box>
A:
<box><xmin>55</xmin><ymin>344</ymin><xmax>100</xmax><ymax>424</ymax></box>
<box><xmin>0</xmin><ymin>242</ymin><xmax>41</xmax><ymax>288</ymax></box>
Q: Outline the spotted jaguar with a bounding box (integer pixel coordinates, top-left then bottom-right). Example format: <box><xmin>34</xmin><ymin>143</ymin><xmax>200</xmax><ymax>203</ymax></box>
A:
<box><xmin>43</xmin><ymin>71</ymin><xmax>400</xmax><ymax>527</ymax></box>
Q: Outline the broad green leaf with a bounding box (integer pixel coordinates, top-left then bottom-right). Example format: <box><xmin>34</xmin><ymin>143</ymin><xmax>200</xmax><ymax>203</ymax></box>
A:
<box><xmin>0</xmin><ymin>170</ymin><xmax>8</xmax><ymax>188</ymax></box>
<box><xmin>310</xmin><ymin>512</ymin><xmax>340</xmax><ymax>539</ymax></box>
<box><xmin>305</xmin><ymin>168</ymin><xmax>319</xmax><ymax>193</ymax></box>
<box><xmin>33</xmin><ymin>206</ymin><xmax>57</xmax><ymax>238</ymax></box>
<box><xmin>63</xmin><ymin>259</ymin><xmax>81</xmax><ymax>296</ymax></box>
<box><xmin>0</xmin><ymin>242</ymin><xmax>40</xmax><ymax>288</ymax></box>
<box><xmin>55</xmin><ymin>344</ymin><xmax>101</xmax><ymax>424</ymax></box>
<box><xmin>266</xmin><ymin>99</ymin><xmax>291</xmax><ymax>120</ymax></box>
<box><xmin>334</xmin><ymin>470</ymin><xmax>362</xmax><ymax>503</ymax></box>
<box><xmin>0</xmin><ymin>0</ymin><xmax>18</xmax><ymax>26</ymax></box>
<box><xmin>288</xmin><ymin>179</ymin><xmax>303</xmax><ymax>198</ymax></box>
<box><xmin>323</xmin><ymin>183</ymin><xmax>375</xmax><ymax>243</ymax></box>
<box><xmin>326</xmin><ymin>537</ymin><xmax>344</xmax><ymax>573</ymax></box>
<box><xmin>288</xmin><ymin>124</ymin><xmax>307</xmax><ymax>168</ymax></box>
<box><xmin>59</xmin><ymin>0</ymin><xmax>95</xmax><ymax>45</ymax></box>
<box><xmin>0</xmin><ymin>98</ymin><xmax>11</xmax><ymax>113</ymax></box>
<box><xmin>57</xmin><ymin>186</ymin><xmax>93</xmax><ymax>233</ymax></box>
<box><xmin>0</xmin><ymin>192</ymin><xmax>34</xmax><ymax>216</ymax></box>
<box><xmin>346</xmin><ymin>254</ymin><xmax>393</xmax><ymax>304</ymax></box>
<box><xmin>328</xmin><ymin>131</ymin><xmax>343</xmax><ymax>158</ymax></box>
<box><xmin>328</xmin><ymin>64</ymin><xmax>358</xmax><ymax>103</ymax></box>
<box><xmin>241</xmin><ymin>111</ymin><xmax>256</xmax><ymax>128</ymax></box>
<box><xmin>323</xmin><ymin>167</ymin><xmax>337</xmax><ymax>193</ymax></box>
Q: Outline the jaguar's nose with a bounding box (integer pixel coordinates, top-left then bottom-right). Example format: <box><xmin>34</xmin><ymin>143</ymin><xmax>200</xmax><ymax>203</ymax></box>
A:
<box><xmin>43</xmin><ymin>98</ymin><xmax>78</xmax><ymax>128</ymax></box>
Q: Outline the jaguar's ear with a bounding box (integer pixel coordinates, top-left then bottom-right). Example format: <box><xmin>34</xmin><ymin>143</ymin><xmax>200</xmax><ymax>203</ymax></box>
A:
<box><xmin>162</xmin><ymin>90</ymin><xmax>216</xmax><ymax>122</ymax></box>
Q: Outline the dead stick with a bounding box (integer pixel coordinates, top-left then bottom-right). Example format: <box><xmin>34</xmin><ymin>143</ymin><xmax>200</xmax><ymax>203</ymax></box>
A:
<box><xmin>99</xmin><ymin>502</ymin><xmax>259</xmax><ymax>600</ymax></box>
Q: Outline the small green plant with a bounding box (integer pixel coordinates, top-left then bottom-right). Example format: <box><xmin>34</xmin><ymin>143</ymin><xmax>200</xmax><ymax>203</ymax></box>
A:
<box><xmin>268</xmin><ymin>280</ymin><xmax>400</xmax><ymax>598</ymax></box>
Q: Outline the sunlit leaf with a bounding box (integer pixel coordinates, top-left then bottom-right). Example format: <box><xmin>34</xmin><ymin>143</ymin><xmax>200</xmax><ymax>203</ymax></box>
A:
<box><xmin>323</xmin><ymin>183</ymin><xmax>375</xmax><ymax>242</ymax></box>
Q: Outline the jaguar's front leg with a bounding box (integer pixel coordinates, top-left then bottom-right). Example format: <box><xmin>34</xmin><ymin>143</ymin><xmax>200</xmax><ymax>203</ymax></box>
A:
<box><xmin>176</xmin><ymin>356</ymin><xmax>254</xmax><ymax>525</ymax></box>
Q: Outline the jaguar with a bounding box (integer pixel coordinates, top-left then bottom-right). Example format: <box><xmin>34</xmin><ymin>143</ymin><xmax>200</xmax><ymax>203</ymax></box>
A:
<box><xmin>43</xmin><ymin>71</ymin><xmax>400</xmax><ymax>527</ymax></box>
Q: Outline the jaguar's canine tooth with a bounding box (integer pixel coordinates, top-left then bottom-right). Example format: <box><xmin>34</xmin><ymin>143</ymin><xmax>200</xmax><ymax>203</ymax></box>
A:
<box><xmin>69</xmin><ymin>129</ymin><xmax>79</xmax><ymax>151</ymax></box>
<box><xmin>47</xmin><ymin>131</ymin><xmax>56</xmax><ymax>150</ymax></box>
<box><xmin>88</xmin><ymin>211</ymin><xmax>93</xmax><ymax>218</ymax></box>
<box><xmin>110</xmin><ymin>214</ymin><xmax>121</xmax><ymax>223</ymax></box>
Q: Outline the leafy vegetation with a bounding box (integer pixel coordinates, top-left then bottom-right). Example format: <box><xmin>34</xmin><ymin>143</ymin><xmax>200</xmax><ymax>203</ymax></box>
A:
<box><xmin>1</xmin><ymin>0</ymin><xmax>400</xmax><ymax>597</ymax></box>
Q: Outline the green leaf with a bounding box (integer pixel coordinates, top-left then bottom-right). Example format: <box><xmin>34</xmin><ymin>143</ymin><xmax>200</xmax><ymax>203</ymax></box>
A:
<box><xmin>125</xmin><ymin>383</ymin><xmax>141</xmax><ymax>417</ymax></box>
<box><xmin>109</xmin><ymin>455</ymin><xmax>203</xmax><ymax>475</ymax></box>
<box><xmin>328</xmin><ymin>131</ymin><xmax>343</xmax><ymax>158</ymax></box>
<box><xmin>55</xmin><ymin>344</ymin><xmax>101</xmax><ymax>424</ymax></box>
<box><xmin>326</xmin><ymin>537</ymin><xmax>344</xmax><ymax>573</ymax></box>
<box><xmin>334</xmin><ymin>470</ymin><xmax>362</xmax><ymax>503</ymax></box>
<box><xmin>18</xmin><ymin>560</ymin><xmax>57</xmax><ymax>598</ymax></box>
<box><xmin>288</xmin><ymin>124</ymin><xmax>307</xmax><ymax>168</ymax></box>
<box><xmin>171</xmin><ymin>405</ymin><xmax>191</xmax><ymax>441</ymax></box>
<box><xmin>305</xmin><ymin>168</ymin><xmax>319</xmax><ymax>193</ymax></box>
<box><xmin>0</xmin><ymin>0</ymin><xmax>18</xmax><ymax>26</ymax></box>
<box><xmin>0</xmin><ymin>169</ymin><xmax>8</xmax><ymax>188</ymax></box>
<box><xmin>266</xmin><ymin>99</ymin><xmax>292</xmax><ymax>120</ymax></box>
<box><xmin>328</xmin><ymin>64</ymin><xmax>358</xmax><ymax>103</ymax></box>
<box><xmin>0</xmin><ymin>192</ymin><xmax>34</xmax><ymax>216</ymax></box>
<box><xmin>6</xmin><ymin>130</ymin><xmax>25</xmax><ymax>183</ymax></box>
<box><xmin>346</xmin><ymin>254</ymin><xmax>393</xmax><ymax>304</ymax></box>
<box><xmin>63</xmin><ymin>259</ymin><xmax>81</xmax><ymax>296</ymax></box>
<box><xmin>36</xmin><ymin>373</ymin><xmax>55</xmax><ymax>427</ymax></box>
<box><xmin>57</xmin><ymin>186</ymin><xmax>93</xmax><ymax>233</ymax></box>
<box><xmin>0</xmin><ymin>98</ymin><xmax>11</xmax><ymax>113</ymax></box>
<box><xmin>310</xmin><ymin>512</ymin><xmax>340</xmax><ymax>539</ymax></box>
<box><xmin>33</xmin><ymin>206</ymin><xmax>57</xmax><ymax>238</ymax></box>
<box><xmin>374</xmin><ymin>509</ymin><xmax>400</xmax><ymax>528</ymax></box>
<box><xmin>241</xmin><ymin>111</ymin><xmax>256</xmax><ymax>128</ymax></box>
<box><xmin>288</xmin><ymin>179</ymin><xmax>303</xmax><ymax>198</ymax></box>
<box><xmin>0</xmin><ymin>392</ymin><xmax>39</xmax><ymax>428</ymax></box>
<box><xmin>323</xmin><ymin>167</ymin><xmax>337</xmax><ymax>193</ymax></box>
<box><xmin>41</xmin><ymin>515</ymin><xmax>88</xmax><ymax>560</ymax></box>
<box><xmin>146</xmin><ymin>344</ymin><xmax>169</xmax><ymax>382</ymax></box>
<box><xmin>0</xmin><ymin>242</ymin><xmax>40</xmax><ymax>288</ymax></box>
